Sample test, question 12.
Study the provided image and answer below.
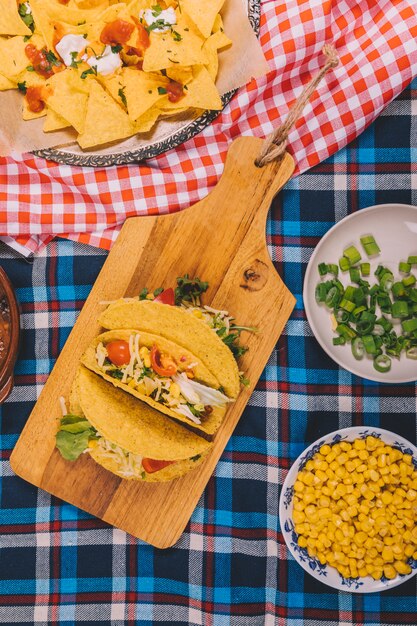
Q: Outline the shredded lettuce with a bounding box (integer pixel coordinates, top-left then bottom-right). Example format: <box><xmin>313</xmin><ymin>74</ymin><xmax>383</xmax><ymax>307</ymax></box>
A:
<box><xmin>56</xmin><ymin>414</ymin><xmax>97</xmax><ymax>461</ymax></box>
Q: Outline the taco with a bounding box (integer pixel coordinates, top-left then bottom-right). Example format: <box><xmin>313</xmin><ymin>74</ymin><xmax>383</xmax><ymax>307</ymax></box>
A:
<box><xmin>55</xmin><ymin>366</ymin><xmax>211</xmax><ymax>483</ymax></box>
<box><xmin>98</xmin><ymin>298</ymin><xmax>241</xmax><ymax>398</ymax></box>
<box><xmin>80</xmin><ymin>329</ymin><xmax>232</xmax><ymax>439</ymax></box>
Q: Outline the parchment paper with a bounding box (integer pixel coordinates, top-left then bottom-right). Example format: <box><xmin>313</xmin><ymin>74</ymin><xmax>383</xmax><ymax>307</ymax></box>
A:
<box><xmin>0</xmin><ymin>0</ymin><xmax>269</xmax><ymax>156</ymax></box>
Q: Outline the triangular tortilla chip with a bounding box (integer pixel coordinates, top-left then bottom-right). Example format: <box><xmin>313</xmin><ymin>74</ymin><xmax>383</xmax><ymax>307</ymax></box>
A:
<box><xmin>122</xmin><ymin>67</ymin><xmax>168</xmax><ymax>121</ymax></box>
<box><xmin>43</xmin><ymin>107</ymin><xmax>71</xmax><ymax>132</ymax></box>
<box><xmin>181</xmin><ymin>0</ymin><xmax>225</xmax><ymax>38</ymax></box>
<box><xmin>162</xmin><ymin>65</ymin><xmax>222</xmax><ymax>111</ymax></box>
<box><xmin>132</xmin><ymin>107</ymin><xmax>160</xmax><ymax>132</ymax></box>
<box><xmin>0</xmin><ymin>0</ymin><xmax>32</xmax><ymax>37</ymax></box>
<box><xmin>46</xmin><ymin>69</ymin><xmax>89</xmax><ymax>133</ymax></box>
<box><xmin>0</xmin><ymin>73</ymin><xmax>15</xmax><ymax>91</ymax></box>
<box><xmin>202</xmin><ymin>30</ymin><xmax>231</xmax><ymax>81</ymax></box>
<box><xmin>0</xmin><ymin>34</ymin><xmax>45</xmax><ymax>78</ymax></box>
<box><xmin>142</xmin><ymin>11</ymin><xmax>206</xmax><ymax>72</ymax></box>
<box><xmin>28</xmin><ymin>0</ymin><xmax>56</xmax><ymax>50</ymax></box>
<box><xmin>77</xmin><ymin>79</ymin><xmax>136</xmax><ymax>149</ymax></box>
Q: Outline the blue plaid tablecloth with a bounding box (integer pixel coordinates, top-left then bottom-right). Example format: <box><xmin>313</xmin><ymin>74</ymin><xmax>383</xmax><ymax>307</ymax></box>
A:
<box><xmin>1</xmin><ymin>79</ymin><xmax>417</xmax><ymax>625</ymax></box>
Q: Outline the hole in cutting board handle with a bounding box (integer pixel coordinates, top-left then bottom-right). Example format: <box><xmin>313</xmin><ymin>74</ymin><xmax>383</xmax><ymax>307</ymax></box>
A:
<box><xmin>240</xmin><ymin>259</ymin><xmax>269</xmax><ymax>291</ymax></box>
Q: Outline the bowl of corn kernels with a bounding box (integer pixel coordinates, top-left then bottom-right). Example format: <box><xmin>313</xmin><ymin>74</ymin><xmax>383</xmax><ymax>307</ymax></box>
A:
<box><xmin>279</xmin><ymin>427</ymin><xmax>417</xmax><ymax>592</ymax></box>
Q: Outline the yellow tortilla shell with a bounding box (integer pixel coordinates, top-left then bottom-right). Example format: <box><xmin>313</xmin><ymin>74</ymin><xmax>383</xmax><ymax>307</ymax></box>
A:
<box><xmin>76</xmin><ymin>365</ymin><xmax>211</xmax><ymax>460</ymax></box>
<box><xmin>81</xmin><ymin>329</ymin><xmax>227</xmax><ymax>438</ymax></box>
<box><xmin>89</xmin><ymin>445</ymin><xmax>209</xmax><ymax>482</ymax></box>
<box><xmin>98</xmin><ymin>300</ymin><xmax>240</xmax><ymax>398</ymax></box>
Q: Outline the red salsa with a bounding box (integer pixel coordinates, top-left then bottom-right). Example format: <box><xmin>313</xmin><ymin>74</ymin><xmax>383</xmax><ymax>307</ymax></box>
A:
<box><xmin>100</xmin><ymin>19</ymin><xmax>135</xmax><ymax>45</ymax></box>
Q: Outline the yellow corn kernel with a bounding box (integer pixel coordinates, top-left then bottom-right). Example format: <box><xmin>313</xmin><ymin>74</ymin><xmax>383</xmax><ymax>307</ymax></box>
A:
<box><xmin>292</xmin><ymin>511</ymin><xmax>306</xmax><ymax>524</ymax></box>
<box><xmin>406</xmin><ymin>489</ymin><xmax>416</xmax><ymax>501</ymax></box>
<box><xmin>354</xmin><ymin>438</ymin><xmax>366</xmax><ymax>450</ymax></box>
<box><xmin>371</xmin><ymin>569</ymin><xmax>383</xmax><ymax>580</ymax></box>
<box><xmin>143</xmin><ymin>356</ymin><xmax>151</xmax><ymax>368</ymax></box>
<box><xmin>383</xmin><ymin>565</ymin><xmax>397</xmax><ymax>580</ymax></box>
<box><xmin>393</xmin><ymin>561</ymin><xmax>412</xmax><ymax>575</ymax></box>
<box><xmin>305</xmin><ymin>460</ymin><xmax>314</xmax><ymax>471</ymax></box>
<box><xmin>135</xmin><ymin>382</ymin><xmax>146</xmax><ymax>395</ymax></box>
<box><xmin>169</xmin><ymin>382</ymin><xmax>181</xmax><ymax>398</ymax></box>
<box><xmin>302</xmin><ymin>472</ymin><xmax>315</xmax><ymax>486</ymax></box>
<box><xmin>381</xmin><ymin>491</ymin><xmax>393</xmax><ymax>505</ymax></box>
<box><xmin>88</xmin><ymin>439</ymin><xmax>98</xmax><ymax>449</ymax></box>
<box><xmin>354</xmin><ymin>532</ymin><xmax>367</xmax><ymax>546</ymax></box>
<box><xmin>139</xmin><ymin>346</ymin><xmax>150</xmax><ymax>359</ymax></box>
<box><xmin>358</xmin><ymin>567</ymin><xmax>368</xmax><ymax>577</ymax></box>
<box><xmin>192</xmin><ymin>309</ymin><xmax>203</xmax><ymax>318</ymax></box>
<box><xmin>381</xmin><ymin>547</ymin><xmax>394</xmax><ymax>562</ymax></box>
<box><xmin>294</xmin><ymin>481</ymin><xmax>304</xmax><ymax>493</ymax></box>
<box><xmin>404</xmin><ymin>544</ymin><xmax>415</xmax><ymax>558</ymax></box>
<box><xmin>358</xmin><ymin>450</ymin><xmax>369</xmax><ymax>461</ymax></box>
<box><xmin>297</xmin><ymin>536</ymin><xmax>308</xmax><ymax>548</ymax></box>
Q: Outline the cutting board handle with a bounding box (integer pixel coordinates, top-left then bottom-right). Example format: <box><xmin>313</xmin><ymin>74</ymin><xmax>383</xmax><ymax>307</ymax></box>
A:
<box><xmin>204</xmin><ymin>136</ymin><xmax>295</xmax><ymax>223</ymax></box>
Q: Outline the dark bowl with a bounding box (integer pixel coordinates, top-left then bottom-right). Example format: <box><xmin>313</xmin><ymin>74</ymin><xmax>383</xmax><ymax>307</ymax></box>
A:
<box><xmin>0</xmin><ymin>267</ymin><xmax>20</xmax><ymax>403</ymax></box>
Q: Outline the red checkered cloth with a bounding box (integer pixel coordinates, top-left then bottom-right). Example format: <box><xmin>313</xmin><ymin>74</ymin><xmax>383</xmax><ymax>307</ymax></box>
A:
<box><xmin>1</xmin><ymin>0</ymin><xmax>416</xmax><ymax>255</ymax></box>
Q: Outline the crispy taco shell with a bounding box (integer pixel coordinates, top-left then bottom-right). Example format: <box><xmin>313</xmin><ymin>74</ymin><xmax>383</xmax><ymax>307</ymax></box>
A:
<box><xmin>81</xmin><ymin>329</ymin><xmax>228</xmax><ymax>439</ymax></box>
<box><xmin>88</xmin><ymin>445</ymin><xmax>209</xmax><ymax>483</ymax></box>
<box><xmin>76</xmin><ymin>366</ymin><xmax>211</xmax><ymax>460</ymax></box>
<box><xmin>98</xmin><ymin>300</ymin><xmax>240</xmax><ymax>398</ymax></box>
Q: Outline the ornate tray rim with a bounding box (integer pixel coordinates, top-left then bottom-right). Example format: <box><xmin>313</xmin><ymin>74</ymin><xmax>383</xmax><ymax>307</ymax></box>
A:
<box><xmin>33</xmin><ymin>0</ymin><xmax>261</xmax><ymax>167</ymax></box>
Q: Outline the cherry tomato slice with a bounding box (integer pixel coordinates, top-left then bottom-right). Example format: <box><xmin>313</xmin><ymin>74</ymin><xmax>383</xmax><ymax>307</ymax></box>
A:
<box><xmin>154</xmin><ymin>288</ymin><xmax>175</xmax><ymax>305</ymax></box>
<box><xmin>142</xmin><ymin>458</ymin><xmax>174</xmax><ymax>474</ymax></box>
<box><xmin>150</xmin><ymin>344</ymin><xmax>177</xmax><ymax>376</ymax></box>
<box><xmin>106</xmin><ymin>340</ymin><xmax>131</xmax><ymax>366</ymax></box>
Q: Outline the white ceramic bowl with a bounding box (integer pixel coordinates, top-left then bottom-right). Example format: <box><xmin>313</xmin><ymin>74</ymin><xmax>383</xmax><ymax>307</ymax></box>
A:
<box><xmin>303</xmin><ymin>203</ymin><xmax>417</xmax><ymax>383</ymax></box>
<box><xmin>279</xmin><ymin>426</ymin><xmax>417</xmax><ymax>593</ymax></box>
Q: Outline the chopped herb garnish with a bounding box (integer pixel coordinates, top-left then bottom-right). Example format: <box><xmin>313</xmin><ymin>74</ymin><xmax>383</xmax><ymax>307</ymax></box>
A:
<box><xmin>26</xmin><ymin>65</ymin><xmax>35</xmax><ymax>72</ymax></box>
<box><xmin>191</xmin><ymin>454</ymin><xmax>201</xmax><ymax>462</ymax></box>
<box><xmin>141</xmin><ymin>471</ymin><xmax>146</xmax><ymax>479</ymax></box>
<box><xmin>78</xmin><ymin>20</ymin><xmax>86</xmax><ymax>25</ymax></box>
<box><xmin>80</xmin><ymin>66</ymin><xmax>97</xmax><ymax>79</ymax></box>
<box><xmin>157</xmin><ymin>86</ymin><xmax>167</xmax><ymax>94</ymax></box>
<box><xmin>45</xmin><ymin>50</ymin><xmax>61</xmax><ymax>67</ymax></box>
<box><xmin>18</xmin><ymin>3</ymin><xmax>35</xmax><ymax>32</ymax></box>
<box><xmin>70</xmin><ymin>51</ymin><xmax>82</xmax><ymax>69</ymax></box>
<box><xmin>168</xmin><ymin>58</ymin><xmax>179</xmax><ymax>64</ymax></box>
<box><xmin>239</xmin><ymin>373</ymin><xmax>250</xmax><ymax>387</ymax></box>
<box><xmin>23</xmin><ymin>35</ymin><xmax>32</xmax><ymax>42</ymax></box>
<box><xmin>118</xmin><ymin>86</ymin><xmax>127</xmax><ymax>107</ymax></box>
<box><xmin>175</xmin><ymin>274</ymin><xmax>209</xmax><ymax>305</ymax></box>
<box><xmin>171</xmin><ymin>30</ymin><xmax>182</xmax><ymax>41</ymax></box>
<box><xmin>139</xmin><ymin>287</ymin><xmax>149</xmax><ymax>300</ymax></box>
<box><xmin>151</xmin><ymin>4</ymin><xmax>162</xmax><ymax>16</ymax></box>
<box><xmin>111</xmin><ymin>44</ymin><xmax>123</xmax><ymax>54</ymax></box>
<box><xmin>17</xmin><ymin>81</ymin><xmax>27</xmax><ymax>94</ymax></box>
<box><xmin>153</xmin><ymin>287</ymin><xmax>164</xmax><ymax>297</ymax></box>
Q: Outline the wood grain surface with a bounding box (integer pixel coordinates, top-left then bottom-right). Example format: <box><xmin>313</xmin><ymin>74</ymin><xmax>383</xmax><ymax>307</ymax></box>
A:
<box><xmin>10</xmin><ymin>137</ymin><xmax>296</xmax><ymax>548</ymax></box>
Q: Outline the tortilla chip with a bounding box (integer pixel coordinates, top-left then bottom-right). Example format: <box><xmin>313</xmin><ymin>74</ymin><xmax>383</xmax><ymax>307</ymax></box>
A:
<box><xmin>38</xmin><ymin>0</ymin><xmax>110</xmax><ymax>26</ymax></box>
<box><xmin>46</xmin><ymin>69</ymin><xmax>89</xmax><ymax>133</ymax></box>
<box><xmin>212</xmin><ymin>14</ymin><xmax>224</xmax><ymax>33</ymax></box>
<box><xmin>77</xmin><ymin>79</ymin><xmax>135</xmax><ymax>149</ymax></box>
<box><xmin>166</xmin><ymin>66</ymin><xmax>193</xmax><ymax>85</ymax></box>
<box><xmin>163</xmin><ymin>65</ymin><xmax>222</xmax><ymax>111</ymax></box>
<box><xmin>181</xmin><ymin>0</ymin><xmax>225</xmax><ymax>38</ymax></box>
<box><xmin>99</xmin><ymin>300</ymin><xmax>240</xmax><ymax>398</ymax></box>
<box><xmin>76</xmin><ymin>366</ymin><xmax>211</xmax><ymax>460</ymax></box>
<box><xmin>142</xmin><ymin>11</ymin><xmax>206</xmax><ymax>72</ymax></box>
<box><xmin>0</xmin><ymin>34</ymin><xmax>44</xmax><ymax>78</ymax></box>
<box><xmin>81</xmin><ymin>329</ymin><xmax>226</xmax><ymax>438</ymax></box>
<box><xmin>203</xmin><ymin>30</ymin><xmax>232</xmax><ymax>81</ymax></box>
<box><xmin>0</xmin><ymin>0</ymin><xmax>32</xmax><ymax>37</ymax></box>
<box><xmin>43</xmin><ymin>107</ymin><xmax>71</xmax><ymax>132</ymax></box>
<box><xmin>122</xmin><ymin>67</ymin><xmax>168</xmax><ymax>121</ymax></box>
<box><xmin>0</xmin><ymin>73</ymin><xmax>15</xmax><ymax>91</ymax></box>
<box><xmin>132</xmin><ymin>107</ymin><xmax>160</xmax><ymax>132</ymax></box>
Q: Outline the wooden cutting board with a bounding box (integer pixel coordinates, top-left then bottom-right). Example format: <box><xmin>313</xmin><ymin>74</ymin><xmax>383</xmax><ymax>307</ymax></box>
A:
<box><xmin>10</xmin><ymin>137</ymin><xmax>295</xmax><ymax>548</ymax></box>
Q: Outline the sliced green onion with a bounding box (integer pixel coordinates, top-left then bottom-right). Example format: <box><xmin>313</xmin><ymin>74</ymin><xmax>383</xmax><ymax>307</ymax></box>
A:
<box><xmin>406</xmin><ymin>347</ymin><xmax>417</xmax><ymax>359</ymax></box>
<box><xmin>373</xmin><ymin>354</ymin><xmax>391</xmax><ymax>373</ymax></box>
<box><xmin>360</xmin><ymin>263</ymin><xmax>370</xmax><ymax>276</ymax></box>
<box><xmin>362</xmin><ymin>335</ymin><xmax>377</xmax><ymax>355</ymax></box>
<box><xmin>336</xmin><ymin>324</ymin><xmax>356</xmax><ymax>340</ymax></box>
<box><xmin>351</xmin><ymin>337</ymin><xmax>364</xmax><ymax>360</ymax></box>
<box><xmin>360</xmin><ymin>235</ymin><xmax>380</xmax><ymax>257</ymax></box>
<box><xmin>392</xmin><ymin>301</ymin><xmax>409</xmax><ymax>318</ymax></box>
<box><xmin>407</xmin><ymin>256</ymin><xmax>417</xmax><ymax>266</ymax></box>
<box><xmin>349</xmin><ymin>267</ymin><xmax>361</xmax><ymax>283</ymax></box>
<box><xmin>399</xmin><ymin>261</ymin><xmax>411</xmax><ymax>273</ymax></box>
<box><xmin>327</xmin><ymin>264</ymin><xmax>339</xmax><ymax>276</ymax></box>
<box><xmin>315</xmin><ymin>283</ymin><xmax>328</xmax><ymax>303</ymax></box>
<box><xmin>402</xmin><ymin>274</ymin><xmax>416</xmax><ymax>288</ymax></box>
<box><xmin>392</xmin><ymin>282</ymin><xmax>407</xmax><ymax>298</ymax></box>
<box><xmin>343</xmin><ymin>245</ymin><xmax>361</xmax><ymax>265</ymax></box>
<box><xmin>339</xmin><ymin>256</ymin><xmax>350</xmax><ymax>272</ymax></box>
<box><xmin>401</xmin><ymin>318</ymin><xmax>417</xmax><ymax>333</ymax></box>
<box><xmin>318</xmin><ymin>262</ymin><xmax>328</xmax><ymax>276</ymax></box>
<box><xmin>325</xmin><ymin>286</ymin><xmax>340</xmax><ymax>308</ymax></box>
<box><xmin>340</xmin><ymin>298</ymin><xmax>356</xmax><ymax>313</ymax></box>
<box><xmin>333</xmin><ymin>336</ymin><xmax>346</xmax><ymax>346</ymax></box>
